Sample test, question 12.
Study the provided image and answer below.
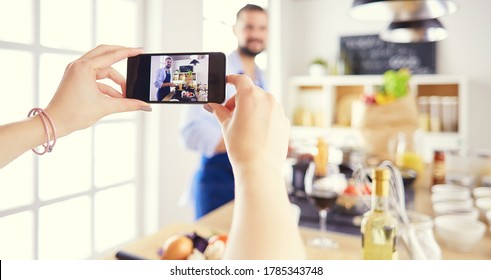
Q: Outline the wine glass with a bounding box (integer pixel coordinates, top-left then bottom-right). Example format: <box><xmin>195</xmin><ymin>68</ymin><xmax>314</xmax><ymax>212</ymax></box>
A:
<box><xmin>304</xmin><ymin>162</ymin><xmax>344</xmax><ymax>249</ymax></box>
<box><xmin>284</xmin><ymin>157</ymin><xmax>310</xmax><ymax>202</ymax></box>
<box><xmin>283</xmin><ymin>158</ymin><xmax>296</xmax><ymax>200</ymax></box>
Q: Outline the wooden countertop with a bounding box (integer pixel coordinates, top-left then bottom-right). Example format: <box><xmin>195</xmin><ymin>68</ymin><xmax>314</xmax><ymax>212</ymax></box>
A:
<box><xmin>196</xmin><ymin>202</ymin><xmax>363</xmax><ymax>260</ymax></box>
<box><xmin>115</xmin><ymin>202</ymin><xmax>490</xmax><ymax>260</ymax></box>
<box><xmin>113</xmin><ymin>176</ymin><xmax>491</xmax><ymax>260</ymax></box>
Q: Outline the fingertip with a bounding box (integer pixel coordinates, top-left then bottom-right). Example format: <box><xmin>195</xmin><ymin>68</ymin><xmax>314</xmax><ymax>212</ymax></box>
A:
<box><xmin>206</xmin><ymin>102</ymin><xmax>222</xmax><ymax>109</ymax></box>
<box><xmin>128</xmin><ymin>47</ymin><xmax>144</xmax><ymax>57</ymax></box>
<box><xmin>114</xmin><ymin>98</ymin><xmax>151</xmax><ymax>113</ymax></box>
<box><xmin>138</xmin><ymin>101</ymin><xmax>152</xmax><ymax>112</ymax></box>
<box><xmin>206</xmin><ymin>103</ymin><xmax>231</xmax><ymax>124</ymax></box>
<box><xmin>203</xmin><ymin>104</ymin><xmax>213</xmax><ymax>113</ymax></box>
<box><xmin>140</xmin><ymin>105</ymin><xmax>152</xmax><ymax>112</ymax></box>
<box><xmin>225</xmin><ymin>74</ymin><xmax>241</xmax><ymax>85</ymax></box>
<box><xmin>225</xmin><ymin>74</ymin><xmax>235</xmax><ymax>83</ymax></box>
<box><xmin>225</xmin><ymin>74</ymin><xmax>254</xmax><ymax>89</ymax></box>
<box><xmin>132</xmin><ymin>46</ymin><xmax>144</xmax><ymax>52</ymax></box>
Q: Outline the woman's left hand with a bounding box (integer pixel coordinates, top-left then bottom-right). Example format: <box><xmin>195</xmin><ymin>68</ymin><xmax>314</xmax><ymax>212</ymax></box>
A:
<box><xmin>45</xmin><ymin>45</ymin><xmax>151</xmax><ymax>137</ymax></box>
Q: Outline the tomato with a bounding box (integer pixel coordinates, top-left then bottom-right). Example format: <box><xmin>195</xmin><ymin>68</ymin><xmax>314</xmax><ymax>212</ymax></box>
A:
<box><xmin>343</xmin><ymin>185</ymin><xmax>359</xmax><ymax>196</ymax></box>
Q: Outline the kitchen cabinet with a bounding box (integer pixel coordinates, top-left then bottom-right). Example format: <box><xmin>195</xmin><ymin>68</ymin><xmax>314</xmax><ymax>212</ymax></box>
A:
<box><xmin>286</xmin><ymin>75</ymin><xmax>468</xmax><ymax>162</ymax></box>
<box><xmin>172</xmin><ymin>72</ymin><xmax>197</xmax><ymax>84</ymax></box>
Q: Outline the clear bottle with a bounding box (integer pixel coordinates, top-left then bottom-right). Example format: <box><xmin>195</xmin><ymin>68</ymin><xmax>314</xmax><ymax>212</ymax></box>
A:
<box><xmin>361</xmin><ymin>168</ymin><xmax>398</xmax><ymax>260</ymax></box>
<box><xmin>314</xmin><ymin>138</ymin><xmax>328</xmax><ymax>177</ymax></box>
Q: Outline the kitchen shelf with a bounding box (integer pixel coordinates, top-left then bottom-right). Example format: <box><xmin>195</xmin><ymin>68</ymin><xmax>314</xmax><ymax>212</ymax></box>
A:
<box><xmin>286</xmin><ymin>75</ymin><xmax>468</xmax><ymax>162</ymax></box>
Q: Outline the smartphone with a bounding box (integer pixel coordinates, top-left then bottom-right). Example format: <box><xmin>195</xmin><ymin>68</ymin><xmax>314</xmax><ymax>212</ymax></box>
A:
<box><xmin>126</xmin><ymin>52</ymin><xmax>226</xmax><ymax>103</ymax></box>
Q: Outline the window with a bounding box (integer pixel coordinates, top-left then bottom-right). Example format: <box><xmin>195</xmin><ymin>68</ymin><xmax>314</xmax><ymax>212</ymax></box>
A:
<box><xmin>0</xmin><ymin>0</ymin><xmax>145</xmax><ymax>259</ymax></box>
<box><xmin>202</xmin><ymin>0</ymin><xmax>268</xmax><ymax>70</ymax></box>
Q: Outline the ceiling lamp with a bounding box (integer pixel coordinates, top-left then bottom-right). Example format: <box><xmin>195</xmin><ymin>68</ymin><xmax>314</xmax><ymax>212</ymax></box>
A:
<box><xmin>349</xmin><ymin>0</ymin><xmax>458</xmax><ymax>22</ymax></box>
<box><xmin>379</xmin><ymin>18</ymin><xmax>448</xmax><ymax>43</ymax></box>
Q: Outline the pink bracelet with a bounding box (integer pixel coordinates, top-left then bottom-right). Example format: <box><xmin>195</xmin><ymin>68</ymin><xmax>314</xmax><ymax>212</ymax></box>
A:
<box><xmin>28</xmin><ymin>108</ymin><xmax>57</xmax><ymax>155</ymax></box>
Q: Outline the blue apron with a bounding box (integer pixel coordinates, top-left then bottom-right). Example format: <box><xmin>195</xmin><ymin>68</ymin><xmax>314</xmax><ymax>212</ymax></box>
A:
<box><xmin>192</xmin><ymin>152</ymin><xmax>234</xmax><ymax>218</ymax></box>
<box><xmin>157</xmin><ymin>71</ymin><xmax>171</xmax><ymax>101</ymax></box>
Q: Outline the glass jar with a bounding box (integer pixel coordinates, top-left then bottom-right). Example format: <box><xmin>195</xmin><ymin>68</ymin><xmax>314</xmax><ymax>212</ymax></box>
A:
<box><xmin>417</xmin><ymin>96</ymin><xmax>430</xmax><ymax>131</ymax></box>
<box><xmin>441</xmin><ymin>96</ymin><xmax>458</xmax><ymax>132</ymax></box>
<box><xmin>400</xmin><ymin>212</ymin><xmax>441</xmax><ymax>260</ymax></box>
<box><xmin>393</xmin><ymin>131</ymin><xmax>424</xmax><ymax>176</ymax></box>
<box><xmin>428</xmin><ymin>96</ymin><xmax>442</xmax><ymax>132</ymax></box>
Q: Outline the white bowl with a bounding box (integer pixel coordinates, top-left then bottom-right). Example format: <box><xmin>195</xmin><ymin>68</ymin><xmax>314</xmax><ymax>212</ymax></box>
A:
<box><xmin>431</xmin><ymin>184</ymin><xmax>469</xmax><ymax>193</ymax></box>
<box><xmin>433</xmin><ymin>202</ymin><xmax>479</xmax><ymax>219</ymax></box>
<box><xmin>432</xmin><ymin>200</ymin><xmax>473</xmax><ymax>211</ymax></box>
<box><xmin>431</xmin><ymin>191</ymin><xmax>471</xmax><ymax>203</ymax></box>
<box><xmin>472</xmin><ymin>187</ymin><xmax>491</xmax><ymax>199</ymax></box>
<box><xmin>475</xmin><ymin>197</ymin><xmax>491</xmax><ymax>218</ymax></box>
<box><xmin>446</xmin><ymin>173</ymin><xmax>477</xmax><ymax>188</ymax></box>
<box><xmin>434</xmin><ymin>215</ymin><xmax>486</xmax><ymax>252</ymax></box>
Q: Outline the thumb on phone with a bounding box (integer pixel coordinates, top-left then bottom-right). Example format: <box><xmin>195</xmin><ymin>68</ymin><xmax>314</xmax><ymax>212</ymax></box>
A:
<box><xmin>111</xmin><ymin>98</ymin><xmax>152</xmax><ymax>113</ymax></box>
<box><xmin>204</xmin><ymin>103</ymin><xmax>231</xmax><ymax>124</ymax></box>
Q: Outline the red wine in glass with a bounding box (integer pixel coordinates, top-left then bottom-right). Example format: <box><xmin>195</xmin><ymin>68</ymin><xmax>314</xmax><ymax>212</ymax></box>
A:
<box><xmin>308</xmin><ymin>190</ymin><xmax>339</xmax><ymax>210</ymax></box>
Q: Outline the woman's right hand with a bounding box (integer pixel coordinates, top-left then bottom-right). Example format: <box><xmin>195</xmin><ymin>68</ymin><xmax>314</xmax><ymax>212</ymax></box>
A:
<box><xmin>205</xmin><ymin>74</ymin><xmax>290</xmax><ymax>172</ymax></box>
<box><xmin>206</xmin><ymin>75</ymin><xmax>305</xmax><ymax>260</ymax></box>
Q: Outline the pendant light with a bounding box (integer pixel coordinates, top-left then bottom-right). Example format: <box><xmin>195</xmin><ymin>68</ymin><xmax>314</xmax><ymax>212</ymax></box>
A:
<box><xmin>349</xmin><ymin>0</ymin><xmax>458</xmax><ymax>22</ymax></box>
<box><xmin>189</xmin><ymin>54</ymin><xmax>200</xmax><ymax>66</ymax></box>
<box><xmin>379</xmin><ymin>18</ymin><xmax>447</xmax><ymax>43</ymax></box>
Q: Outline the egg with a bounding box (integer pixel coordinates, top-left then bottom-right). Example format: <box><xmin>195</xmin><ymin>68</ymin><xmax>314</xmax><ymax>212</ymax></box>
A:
<box><xmin>204</xmin><ymin>240</ymin><xmax>225</xmax><ymax>260</ymax></box>
<box><xmin>187</xmin><ymin>248</ymin><xmax>206</xmax><ymax>260</ymax></box>
<box><xmin>161</xmin><ymin>236</ymin><xmax>194</xmax><ymax>260</ymax></box>
<box><xmin>208</xmin><ymin>233</ymin><xmax>228</xmax><ymax>245</ymax></box>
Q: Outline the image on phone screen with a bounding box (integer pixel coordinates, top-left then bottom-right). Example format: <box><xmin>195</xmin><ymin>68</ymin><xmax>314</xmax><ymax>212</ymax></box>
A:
<box><xmin>150</xmin><ymin>54</ymin><xmax>209</xmax><ymax>102</ymax></box>
<box><xmin>127</xmin><ymin>52</ymin><xmax>226</xmax><ymax>104</ymax></box>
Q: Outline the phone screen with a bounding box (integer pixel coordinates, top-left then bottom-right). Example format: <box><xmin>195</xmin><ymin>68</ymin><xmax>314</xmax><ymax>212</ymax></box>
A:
<box><xmin>126</xmin><ymin>52</ymin><xmax>226</xmax><ymax>104</ymax></box>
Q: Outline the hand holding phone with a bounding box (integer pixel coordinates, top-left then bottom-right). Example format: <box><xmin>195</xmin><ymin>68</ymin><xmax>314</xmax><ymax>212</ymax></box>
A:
<box><xmin>126</xmin><ymin>52</ymin><xmax>226</xmax><ymax>104</ymax></box>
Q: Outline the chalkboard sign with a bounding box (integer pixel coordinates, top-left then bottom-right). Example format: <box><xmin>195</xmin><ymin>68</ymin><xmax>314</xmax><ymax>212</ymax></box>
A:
<box><xmin>340</xmin><ymin>34</ymin><xmax>436</xmax><ymax>74</ymax></box>
<box><xmin>179</xmin><ymin>65</ymin><xmax>194</xmax><ymax>73</ymax></box>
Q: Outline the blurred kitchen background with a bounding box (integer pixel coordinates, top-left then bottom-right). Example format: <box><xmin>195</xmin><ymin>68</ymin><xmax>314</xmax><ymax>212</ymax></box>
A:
<box><xmin>0</xmin><ymin>0</ymin><xmax>490</xmax><ymax>259</ymax></box>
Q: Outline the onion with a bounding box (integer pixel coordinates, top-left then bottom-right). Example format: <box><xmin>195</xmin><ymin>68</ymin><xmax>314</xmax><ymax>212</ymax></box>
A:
<box><xmin>161</xmin><ymin>236</ymin><xmax>193</xmax><ymax>260</ymax></box>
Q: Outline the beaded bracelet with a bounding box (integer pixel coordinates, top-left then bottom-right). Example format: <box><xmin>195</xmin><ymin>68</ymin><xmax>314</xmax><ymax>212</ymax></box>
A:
<box><xmin>28</xmin><ymin>108</ymin><xmax>57</xmax><ymax>155</ymax></box>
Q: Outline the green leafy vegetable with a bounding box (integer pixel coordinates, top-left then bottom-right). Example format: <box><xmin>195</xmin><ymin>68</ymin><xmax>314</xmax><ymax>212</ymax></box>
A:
<box><xmin>383</xmin><ymin>68</ymin><xmax>411</xmax><ymax>98</ymax></box>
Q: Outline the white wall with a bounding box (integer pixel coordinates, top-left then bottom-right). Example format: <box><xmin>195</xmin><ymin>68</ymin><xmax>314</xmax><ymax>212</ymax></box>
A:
<box><xmin>145</xmin><ymin>0</ymin><xmax>204</xmax><ymax>228</ymax></box>
<box><xmin>438</xmin><ymin>1</ymin><xmax>491</xmax><ymax>150</ymax></box>
<box><xmin>280</xmin><ymin>0</ymin><xmax>491</xmax><ymax>150</ymax></box>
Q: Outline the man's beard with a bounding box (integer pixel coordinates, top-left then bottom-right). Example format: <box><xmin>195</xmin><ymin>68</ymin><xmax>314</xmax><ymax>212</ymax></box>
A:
<box><xmin>239</xmin><ymin>45</ymin><xmax>264</xmax><ymax>57</ymax></box>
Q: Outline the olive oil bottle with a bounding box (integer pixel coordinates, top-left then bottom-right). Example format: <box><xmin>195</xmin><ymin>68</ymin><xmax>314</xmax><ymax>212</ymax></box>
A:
<box><xmin>361</xmin><ymin>168</ymin><xmax>398</xmax><ymax>260</ymax></box>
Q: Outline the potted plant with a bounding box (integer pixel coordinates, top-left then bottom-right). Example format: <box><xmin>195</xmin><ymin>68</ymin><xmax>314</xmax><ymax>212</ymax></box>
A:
<box><xmin>309</xmin><ymin>57</ymin><xmax>328</xmax><ymax>76</ymax></box>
